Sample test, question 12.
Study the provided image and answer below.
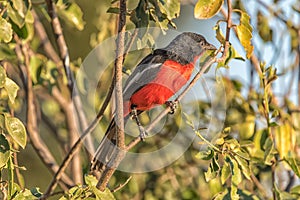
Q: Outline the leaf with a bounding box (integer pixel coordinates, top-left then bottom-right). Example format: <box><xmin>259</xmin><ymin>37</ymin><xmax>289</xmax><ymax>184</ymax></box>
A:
<box><xmin>163</xmin><ymin>0</ymin><xmax>180</xmax><ymax>19</ymax></box>
<box><xmin>221</xmin><ymin>163</ymin><xmax>231</xmax><ymax>184</ymax></box>
<box><xmin>56</xmin><ymin>0</ymin><xmax>85</xmax><ymax>31</ymax></box>
<box><xmin>204</xmin><ymin>163</ymin><xmax>217</xmax><ymax>182</ymax></box>
<box><xmin>4</xmin><ymin>77</ymin><xmax>19</xmax><ymax>104</ymax></box>
<box><xmin>5</xmin><ymin>116</ymin><xmax>27</xmax><ymax>149</ymax></box>
<box><xmin>0</xmin><ymin>18</ymin><xmax>13</xmax><ymax>43</ymax></box>
<box><xmin>93</xmin><ymin>188</ymin><xmax>116</xmax><ymax>200</ymax></box>
<box><xmin>235</xmin><ymin>154</ymin><xmax>251</xmax><ymax>180</ymax></box>
<box><xmin>130</xmin><ymin>0</ymin><xmax>149</xmax><ymax>28</ymax></box>
<box><xmin>263</xmin><ymin>137</ymin><xmax>276</xmax><ymax>165</ymax></box>
<box><xmin>274</xmin><ymin>183</ymin><xmax>297</xmax><ymax>200</ymax></box>
<box><xmin>285</xmin><ymin>155</ymin><xmax>300</xmax><ymax>178</ymax></box>
<box><xmin>107</xmin><ymin>7</ymin><xmax>120</xmax><ymax>14</ymax></box>
<box><xmin>291</xmin><ymin>185</ymin><xmax>300</xmax><ymax>195</ymax></box>
<box><xmin>257</xmin><ymin>11</ymin><xmax>273</xmax><ymax>42</ymax></box>
<box><xmin>234</xmin><ymin>9</ymin><xmax>254</xmax><ymax>58</ymax></box>
<box><xmin>217</xmin><ymin>45</ymin><xmax>244</xmax><ymax>68</ymax></box>
<box><xmin>239</xmin><ymin>115</ymin><xmax>255</xmax><ymax>139</ymax></box>
<box><xmin>29</xmin><ymin>55</ymin><xmax>43</xmax><ymax>84</ymax></box>
<box><xmin>214</xmin><ymin>23</ymin><xmax>225</xmax><ymax>43</ymax></box>
<box><xmin>84</xmin><ymin>175</ymin><xmax>98</xmax><ymax>187</ymax></box>
<box><xmin>0</xmin><ymin>43</ymin><xmax>16</xmax><ymax>61</ymax></box>
<box><xmin>275</xmin><ymin>123</ymin><xmax>296</xmax><ymax>159</ymax></box>
<box><xmin>194</xmin><ymin>0</ymin><xmax>224</xmax><ymax>19</ymax></box>
<box><xmin>7</xmin><ymin>1</ymin><xmax>26</xmax><ymax>28</ymax></box>
<box><xmin>195</xmin><ymin>149</ymin><xmax>214</xmax><ymax>160</ymax></box>
<box><xmin>0</xmin><ymin>134</ymin><xmax>10</xmax><ymax>168</ymax></box>
<box><xmin>230</xmin><ymin>158</ymin><xmax>242</xmax><ymax>185</ymax></box>
<box><xmin>0</xmin><ymin>66</ymin><xmax>6</xmax><ymax>88</ymax></box>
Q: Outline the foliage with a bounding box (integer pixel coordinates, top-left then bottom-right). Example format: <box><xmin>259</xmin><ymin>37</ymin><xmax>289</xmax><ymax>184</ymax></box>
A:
<box><xmin>0</xmin><ymin>0</ymin><xmax>299</xmax><ymax>199</ymax></box>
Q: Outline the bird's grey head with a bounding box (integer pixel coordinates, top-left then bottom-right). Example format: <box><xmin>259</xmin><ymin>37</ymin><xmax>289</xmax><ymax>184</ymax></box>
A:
<box><xmin>164</xmin><ymin>32</ymin><xmax>216</xmax><ymax>64</ymax></box>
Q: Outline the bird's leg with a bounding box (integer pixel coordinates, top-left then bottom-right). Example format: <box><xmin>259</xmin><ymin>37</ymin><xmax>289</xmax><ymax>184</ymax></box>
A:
<box><xmin>165</xmin><ymin>100</ymin><xmax>178</xmax><ymax>114</ymax></box>
<box><xmin>131</xmin><ymin>107</ymin><xmax>147</xmax><ymax>141</ymax></box>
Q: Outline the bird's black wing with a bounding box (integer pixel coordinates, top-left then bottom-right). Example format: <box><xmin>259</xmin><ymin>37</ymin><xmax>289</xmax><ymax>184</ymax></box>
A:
<box><xmin>123</xmin><ymin>49</ymin><xmax>168</xmax><ymax>101</ymax></box>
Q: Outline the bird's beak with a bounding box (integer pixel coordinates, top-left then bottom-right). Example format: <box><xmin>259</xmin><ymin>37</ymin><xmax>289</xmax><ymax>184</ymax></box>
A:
<box><xmin>206</xmin><ymin>43</ymin><xmax>217</xmax><ymax>51</ymax></box>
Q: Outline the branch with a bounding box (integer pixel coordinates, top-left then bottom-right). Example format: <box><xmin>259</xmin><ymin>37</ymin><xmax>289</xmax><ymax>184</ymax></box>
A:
<box><xmin>14</xmin><ymin>36</ymin><xmax>74</xmax><ymax>190</ymax></box>
<box><xmin>44</xmin><ymin>0</ymin><xmax>95</xmax><ymax>157</ymax></box>
<box><xmin>42</xmin><ymin>75</ymin><xmax>116</xmax><ymax>199</ymax></box>
<box><xmin>45</xmin><ymin>0</ymin><xmax>72</xmax><ymax>89</ymax></box>
<box><xmin>257</xmin><ymin>0</ymin><xmax>298</xmax><ymax>31</ymax></box>
<box><xmin>96</xmin><ymin>0</ymin><xmax>127</xmax><ymax>191</ymax></box>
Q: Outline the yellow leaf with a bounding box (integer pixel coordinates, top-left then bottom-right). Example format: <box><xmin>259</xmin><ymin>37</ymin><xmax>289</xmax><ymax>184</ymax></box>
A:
<box><xmin>234</xmin><ymin>9</ymin><xmax>254</xmax><ymax>58</ymax></box>
<box><xmin>194</xmin><ymin>0</ymin><xmax>224</xmax><ymax>19</ymax></box>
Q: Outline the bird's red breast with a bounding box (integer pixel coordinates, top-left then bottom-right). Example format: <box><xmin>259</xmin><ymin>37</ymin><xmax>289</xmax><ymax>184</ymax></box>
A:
<box><xmin>123</xmin><ymin>59</ymin><xmax>196</xmax><ymax>116</ymax></box>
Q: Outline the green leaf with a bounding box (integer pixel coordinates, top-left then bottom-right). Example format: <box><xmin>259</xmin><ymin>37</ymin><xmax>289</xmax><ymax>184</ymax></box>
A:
<box><xmin>7</xmin><ymin>1</ymin><xmax>27</xmax><ymax>28</ymax></box>
<box><xmin>257</xmin><ymin>11</ymin><xmax>273</xmax><ymax>42</ymax></box>
<box><xmin>231</xmin><ymin>158</ymin><xmax>242</xmax><ymax>185</ymax></box>
<box><xmin>93</xmin><ymin>188</ymin><xmax>116</xmax><ymax>200</ymax></box>
<box><xmin>239</xmin><ymin>115</ymin><xmax>255</xmax><ymax>139</ymax></box>
<box><xmin>204</xmin><ymin>164</ymin><xmax>217</xmax><ymax>182</ymax></box>
<box><xmin>5</xmin><ymin>116</ymin><xmax>27</xmax><ymax>149</ymax></box>
<box><xmin>4</xmin><ymin>77</ymin><xmax>19</xmax><ymax>104</ymax></box>
<box><xmin>13</xmin><ymin>188</ymin><xmax>41</xmax><ymax>200</ymax></box>
<box><xmin>217</xmin><ymin>45</ymin><xmax>244</xmax><ymax>68</ymax></box>
<box><xmin>194</xmin><ymin>0</ymin><xmax>224</xmax><ymax>19</ymax></box>
<box><xmin>221</xmin><ymin>163</ymin><xmax>231</xmax><ymax>184</ymax></box>
<box><xmin>235</xmin><ymin>154</ymin><xmax>251</xmax><ymax>180</ymax></box>
<box><xmin>29</xmin><ymin>55</ymin><xmax>43</xmax><ymax>84</ymax></box>
<box><xmin>130</xmin><ymin>0</ymin><xmax>149</xmax><ymax>28</ymax></box>
<box><xmin>84</xmin><ymin>175</ymin><xmax>98</xmax><ymax>187</ymax></box>
<box><xmin>0</xmin><ymin>134</ymin><xmax>10</xmax><ymax>168</ymax></box>
<box><xmin>195</xmin><ymin>149</ymin><xmax>214</xmax><ymax>160</ymax></box>
<box><xmin>214</xmin><ymin>23</ymin><xmax>225</xmax><ymax>43</ymax></box>
<box><xmin>30</xmin><ymin>188</ymin><xmax>43</xmax><ymax>198</ymax></box>
<box><xmin>11</xmin><ymin>0</ymin><xmax>29</xmax><ymax>19</ymax></box>
<box><xmin>0</xmin><ymin>18</ymin><xmax>13</xmax><ymax>43</ymax></box>
<box><xmin>56</xmin><ymin>0</ymin><xmax>85</xmax><ymax>31</ymax></box>
<box><xmin>291</xmin><ymin>185</ymin><xmax>300</xmax><ymax>195</ymax></box>
<box><xmin>107</xmin><ymin>7</ymin><xmax>120</xmax><ymax>14</ymax></box>
<box><xmin>0</xmin><ymin>43</ymin><xmax>16</xmax><ymax>61</ymax></box>
<box><xmin>275</xmin><ymin>123</ymin><xmax>296</xmax><ymax>159</ymax></box>
<box><xmin>274</xmin><ymin>183</ymin><xmax>297</xmax><ymax>200</ymax></box>
<box><xmin>0</xmin><ymin>66</ymin><xmax>6</xmax><ymax>88</ymax></box>
<box><xmin>234</xmin><ymin>9</ymin><xmax>254</xmax><ymax>58</ymax></box>
<box><xmin>263</xmin><ymin>137</ymin><xmax>276</xmax><ymax>165</ymax></box>
<box><xmin>285</xmin><ymin>155</ymin><xmax>300</xmax><ymax>178</ymax></box>
<box><xmin>163</xmin><ymin>0</ymin><xmax>180</xmax><ymax>19</ymax></box>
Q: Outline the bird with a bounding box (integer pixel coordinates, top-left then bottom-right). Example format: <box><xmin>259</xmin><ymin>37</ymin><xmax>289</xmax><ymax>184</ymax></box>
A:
<box><xmin>91</xmin><ymin>32</ymin><xmax>216</xmax><ymax>172</ymax></box>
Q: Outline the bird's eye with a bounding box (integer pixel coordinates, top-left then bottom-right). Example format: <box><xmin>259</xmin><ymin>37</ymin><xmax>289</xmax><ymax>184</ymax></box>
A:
<box><xmin>199</xmin><ymin>41</ymin><xmax>205</xmax><ymax>46</ymax></box>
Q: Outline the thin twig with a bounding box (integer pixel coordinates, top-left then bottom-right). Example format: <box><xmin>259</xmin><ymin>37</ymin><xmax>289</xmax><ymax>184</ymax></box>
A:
<box><xmin>45</xmin><ymin>0</ymin><xmax>72</xmax><ymax>89</ymax></box>
<box><xmin>111</xmin><ymin>176</ymin><xmax>132</xmax><ymax>193</ymax></box>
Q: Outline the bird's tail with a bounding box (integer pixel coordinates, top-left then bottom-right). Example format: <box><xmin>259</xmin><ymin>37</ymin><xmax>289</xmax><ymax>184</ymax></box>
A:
<box><xmin>91</xmin><ymin>116</ymin><xmax>129</xmax><ymax>172</ymax></box>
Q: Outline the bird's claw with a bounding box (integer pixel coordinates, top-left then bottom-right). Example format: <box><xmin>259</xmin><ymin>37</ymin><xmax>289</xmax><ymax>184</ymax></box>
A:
<box><xmin>165</xmin><ymin>100</ymin><xmax>178</xmax><ymax>114</ymax></box>
<box><xmin>138</xmin><ymin>126</ymin><xmax>147</xmax><ymax>141</ymax></box>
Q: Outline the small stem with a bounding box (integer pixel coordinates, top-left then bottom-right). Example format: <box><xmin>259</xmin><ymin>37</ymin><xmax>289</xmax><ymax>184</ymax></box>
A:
<box><xmin>194</xmin><ymin>131</ymin><xmax>221</xmax><ymax>153</ymax></box>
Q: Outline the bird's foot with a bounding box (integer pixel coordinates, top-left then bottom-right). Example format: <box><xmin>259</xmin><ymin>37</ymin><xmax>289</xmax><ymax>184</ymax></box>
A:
<box><xmin>138</xmin><ymin>125</ymin><xmax>147</xmax><ymax>141</ymax></box>
<box><xmin>131</xmin><ymin>107</ymin><xmax>147</xmax><ymax>141</ymax></box>
<box><xmin>165</xmin><ymin>100</ymin><xmax>178</xmax><ymax>114</ymax></box>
